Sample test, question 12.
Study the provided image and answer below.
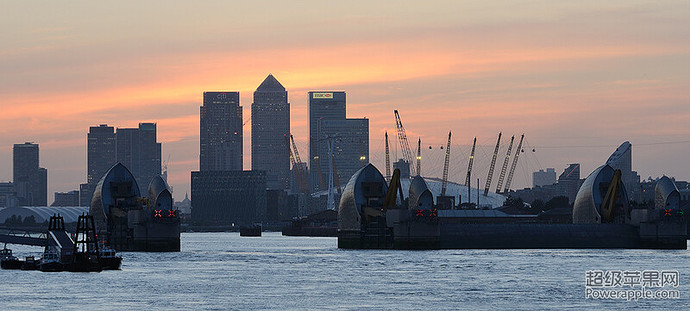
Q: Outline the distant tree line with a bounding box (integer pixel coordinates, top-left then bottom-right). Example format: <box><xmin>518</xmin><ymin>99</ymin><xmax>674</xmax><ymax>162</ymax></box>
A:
<box><xmin>3</xmin><ymin>215</ymin><xmax>39</xmax><ymax>226</ymax></box>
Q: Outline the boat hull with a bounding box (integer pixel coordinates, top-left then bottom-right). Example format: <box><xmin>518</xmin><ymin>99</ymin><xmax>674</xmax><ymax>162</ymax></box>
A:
<box><xmin>100</xmin><ymin>257</ymin><xmax>122</xmax><ymax>270</ymax></box>
<box><xmin>1</xmin><ymin>259</ymin><xmax>22</xmax><ymax>270</ymax></box>
<box><xmin>39</xmin><ymin>262</ymin><xmax>64</xmax><ymax>272</ymax></box>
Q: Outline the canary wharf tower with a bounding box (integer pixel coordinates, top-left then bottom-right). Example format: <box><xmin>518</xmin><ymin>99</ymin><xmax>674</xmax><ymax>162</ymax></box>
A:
<box><xmin>251</xmin><ymin>74</ymin><xmax>290</xmax><ymax>190</ymax></box>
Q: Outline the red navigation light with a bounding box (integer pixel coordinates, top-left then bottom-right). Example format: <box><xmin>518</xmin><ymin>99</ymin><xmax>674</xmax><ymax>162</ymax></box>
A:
<box><xmin>415</xmin><ymin>209</ymin><xmax>424</xmax><ymax>217</ymax></box>
<box><xmin>168</xmin><ymin>210</ymin><xmax>176</xmax><ymax>217</ymax></box>
<box><xmin>429</xmin><ymin>209</ymin><xmax>437</xmax><ymax>218</ymax></box>
<box><xmin>664</xmin><ymin>209</ymin><xmax>672</xmax><ymax>216</ymax></box>
<box><xmin>154</xmin><ymin>210</ymin><xmax>162</xmax><ymax>217</ymax></box>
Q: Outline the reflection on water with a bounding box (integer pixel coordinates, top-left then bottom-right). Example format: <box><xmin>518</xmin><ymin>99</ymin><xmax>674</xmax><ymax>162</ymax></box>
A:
<box><xmin>2</xmin><ymin>232</ymin><xmax>688</xmax><ymax>310</ymax></box>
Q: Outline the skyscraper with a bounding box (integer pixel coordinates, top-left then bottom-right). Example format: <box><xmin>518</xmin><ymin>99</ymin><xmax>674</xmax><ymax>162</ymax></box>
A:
<box><xmin>251</xmin><ymin>74</ymin><xmax>290</xmax><ymax>190</ymax></box>
<box><xmin>317</xmin><ymin>118</ymin><xmax>369</xmax><ymax>190</ymax></box>
<box><xmin>308</xmin><ymin>91</ymin><xmax>369</xmax><ymax>193</ymax></box>
<box><xmin>200</xmin><ymin>92</ymin><xmax>243</xmax><ymax>171</ymax></box>
<box><xmin>116</xmin><ymin>123</ymin><xmax>162</xmax><ymax>195</ymax></box>
<box><xmin>83</xmin><ymin>124</ymin><xmax>118</xmax><ymax>206</ymax></box>
<box><xmin>87</xmin><ymin>124</ymin><xmax>117</xmax><ymax>186</ymax></box>
<box><xmin>13</xmin><ymin>142</ymin><xmax>47</xmax><ymax>206</ymax></box>
<box><xmin>81</xmin><ymin>123</ymin><xmax>161</xmax><ymax>205</ymax></box>
<box><xmin>308</xmin><ymin>91</ymin><xmax>346</xmax><ymax>192</ymax></box>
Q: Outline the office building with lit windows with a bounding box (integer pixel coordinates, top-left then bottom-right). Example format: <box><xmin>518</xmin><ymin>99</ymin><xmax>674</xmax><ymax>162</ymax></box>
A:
<box><xmin>251</xmin><ymin>74</ymin><xmax>290</xmax><ymax>190</ymax></box>
<box><xmin>200</xmin><ymin>91</ymin><xmax>243</xmax><ymax>171</ymax></box>
<box><xmin>307</xmin><ymin>91</ymin><xmax>368</xmax><ymax>193</ymax></box>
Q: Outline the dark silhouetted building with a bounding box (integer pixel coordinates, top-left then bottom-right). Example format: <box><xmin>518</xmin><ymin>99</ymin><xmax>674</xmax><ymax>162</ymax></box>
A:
<box><xmin>13</xmin><ymin>142</ymin><xmax>47</xmax><ymax>206</ymax></box>
<box><xmin>82</xmin><ymin>123</ymin><xmax>161</xmax><ymax>205</ymax></box>
<box><xmin>116</xmin><ymin>123</ymin><xmax>162</xmax><ymax>195</ymax></box>
<box><xmin>266</xmin><ymin>189</ymin><xmax>299</xmax><ymax>223</ymax></box>
<box><xmin>512</xmin><ymin>164</ymin><xmax>584</xmax><ymax>204</ymax></box>
<box><xmin>200</xmin><ymin>92</ymin><xmax>243</xmax><ymax>171</ymax></box>
<box><xmin>533</xmin><ymin>168</ymin><xmax>556</xmax><ymax>188</ymax></box>
<box><xmin>173</xmin><ymin>193</ymin><xmax>192</xmax><ymax>215</ymax></box>
<box><xmin>51</xmin><ymin>190</ymin><xmax>80</xmax><ymax>207</ymax></box>
<box><xmin>0</xmin><ymin>182</ymin><xmax>17</xmax><ymax>208</ymax></box>
<box><xmin>318</xmin><ymin>118</ymin><xmax>369</xmax><ymax>189</ymax></box>
<box><xmin>558</xmin><ymin>163</ymin><xmax>582</xmax><ymax>202</ymax></box>
<box><xmin>82</xmin><ymin>124</ymin><xmax>116</xmax><ymax>205</ymax></box>
<box><xmin>558</xmin><ymin>163</ymin><xmax>580</xmax><ymax>181</ymax></box>
<box><xmin>251</xmin><ymin>74</ymin><xmax>290</xmax><ymax>190</ymax></box>
<box><xmin>308</xmin><ymin>91</ymin><xmax>369</xmax><ymax>193</ymax></box>
<box><xmin>393</xmin><ymin>159</ymin><xmax>411</xmax><ymax>179</ymax></box>
<box><xmin>309</xmin><ymin>91</ymin><xmax>346</xmax><ymax>192</ymax></box>
<box><xmin>191</xmin><ymin>170</ymin><xmax>267</xmax><ymax>225</ymax></box>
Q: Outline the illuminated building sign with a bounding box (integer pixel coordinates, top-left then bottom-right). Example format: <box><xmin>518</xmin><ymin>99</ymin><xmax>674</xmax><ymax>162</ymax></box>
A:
<box><xmin>312</xmin><ymin>92</ymin><xmax>333</xmax><ymax>99</ymax></box>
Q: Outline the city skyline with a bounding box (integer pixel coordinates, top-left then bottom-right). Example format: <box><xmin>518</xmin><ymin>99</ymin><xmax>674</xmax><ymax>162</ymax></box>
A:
<box><xmin>1</xmin><ymin>1</ymin><xmax>689</xmax><ymax>202</ymax></box>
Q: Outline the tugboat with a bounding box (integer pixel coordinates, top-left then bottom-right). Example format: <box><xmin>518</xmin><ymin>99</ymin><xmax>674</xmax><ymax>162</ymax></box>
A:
<box><xmin>239</xmin><ymin>223</ymin><xmax>262</xmax><ymax>237</ymax></box>
<box><xmin>0</xmin><ymin>247</ymin><xmax>22</xmax><ymax>270</ymax></box>
<box><xmin>20</xmin><ymin>256</ymin><xmax>39</xmax><ymax>270</ymax></box>
<box><xmin>99</xmin><ymin>243</ymin><xmax>122</xmax><ymax>270</ymax></box>
<box><xmin>39</xmin><ymin>249</ymin><xmax>63</xmax><ymax>272</ymax></box>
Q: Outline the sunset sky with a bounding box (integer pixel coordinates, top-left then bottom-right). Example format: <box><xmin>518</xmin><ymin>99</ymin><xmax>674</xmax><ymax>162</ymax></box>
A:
<box><xmin>1</xmin><ymin>1</ymin><xmax>689</xmax><ymax>202</ymax></box>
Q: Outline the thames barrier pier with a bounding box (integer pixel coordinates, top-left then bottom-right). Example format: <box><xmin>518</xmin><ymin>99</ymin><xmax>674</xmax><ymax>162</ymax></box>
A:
<box><xmin>338</xmin><ymin>164</ymin><xmax>687</xmax><ymax>250</ymax></box>
<box><xmin>90</xmin><ymin>163</ymin><xmax>180</xmax><ymax>252</ymax></box>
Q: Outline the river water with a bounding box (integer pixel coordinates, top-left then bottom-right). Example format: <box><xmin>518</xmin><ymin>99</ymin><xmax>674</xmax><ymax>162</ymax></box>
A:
<box><xmin>2</xmin><ymin>232</ymin><xmax>688</xmax><ymax>310</ymax></box>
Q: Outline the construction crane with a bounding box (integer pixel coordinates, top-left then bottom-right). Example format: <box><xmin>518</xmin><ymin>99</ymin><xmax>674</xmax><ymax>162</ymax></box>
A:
<box><xmin>503</xmin><ymin>134</ymin><xmax>524</xmax><ymax>194</ymax></box>
<box><xmin>332</xmin><ymin>155</ymin><xmax>341</xmax><ymax>194</ymax></box>
<box><xmin>290</xmin><ymin>134</ymin><xmax>310</xmax><ymax>194</ymax></box>
<box><xmin>465</xmin><ymin>137</ymin><xmax>477</xmax><ymax>204</ymax></box>
<box><xmin>323</xmin><ymin>135</ymin><xmax>343</xmax><ymax>209</ymax></box>
<box><xmin>484</xmin><ymin>132</ymin><xmax>502</xmax><ymax>196</ymax></box>
<box><xmin>394</xmin><ymin>110</ymin><xmax>415</xmax><ymax>176</ymax></box>
<box><xmin>162</xmin><ymin>154</ymin><xmax>170</xmax><ymax>183</ymax></box>
<box><xmin>495</xmin><ymin>135</ymin><xmax>515</xmax><ymax>194</ymax></box>
<box><xmin>385</xmin><ymin>132</ymin><xmax>391</xmax><ymax>181</ymax></box>
<box><xmin>310</xmin><ymin>137</ymin><xmax>326</xmax><ymax>191</ymax></box>
<box><xmin>441</xmin><ymin>132</ymin><xmax>451</xmax><ymax>197</ymax></box>
<box><xmin>286</xmin><ymin>135</ymin><xmax>298</xmax><ymax>185</ymax></box>
<box><xmin>416</xmin><ymin>138</ymin><xmax>422</xmax><ymax>177</ymax></box>
<box><xmin>286</xmin><ymin>135</ymin><xmax>309</xmax><ymax>194</ymax></box>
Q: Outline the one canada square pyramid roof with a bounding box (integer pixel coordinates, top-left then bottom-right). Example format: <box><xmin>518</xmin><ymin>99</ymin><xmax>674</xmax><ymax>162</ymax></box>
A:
<box><xmin>256</xmin><ymin>74</ymin><xmax>285</xmax><ymax>92</ymax></box>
